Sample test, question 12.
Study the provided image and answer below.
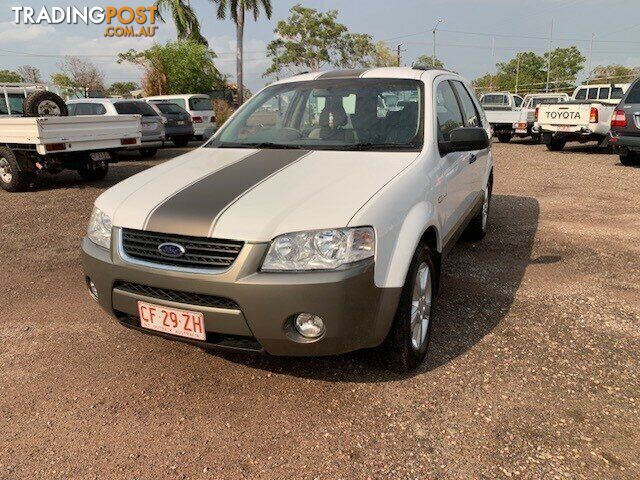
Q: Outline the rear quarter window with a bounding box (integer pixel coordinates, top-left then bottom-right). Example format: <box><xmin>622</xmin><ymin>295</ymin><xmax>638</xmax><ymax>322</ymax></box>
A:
<box><xmin>625</xmin><ymin>82</ymin><xmax>640</xmax><ymax>103</ymax></box>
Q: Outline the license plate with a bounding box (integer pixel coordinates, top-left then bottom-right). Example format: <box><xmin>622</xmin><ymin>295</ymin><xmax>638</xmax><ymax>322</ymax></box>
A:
<box><xmin>558</xmin><ymin>125</ymin><xmax>573</xmax><ymax>132</ymax></box>
<box><xmin>177</xmin><ymin>121</ymin><xmax>186</xmax><ymax>125</ymax></box>
<box><xmin>90</xmin><ymin>151</ymin><xmax>110</xmax><ymax>162</ymax></box>
<box><xmin>137</xmin><ymin>301</ymin><xmax>206</xmax><ymax>341</ymax></box>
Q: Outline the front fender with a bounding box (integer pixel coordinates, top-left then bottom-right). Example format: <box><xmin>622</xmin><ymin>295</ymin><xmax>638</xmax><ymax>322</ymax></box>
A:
<box><xmin>376</xmin><ymin>201</ymin><xmax>440</xmax><ymax>289</ymax></box>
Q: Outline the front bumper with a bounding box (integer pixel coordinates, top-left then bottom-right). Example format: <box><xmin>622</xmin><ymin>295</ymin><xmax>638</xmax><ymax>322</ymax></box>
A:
<box><xmin>82</xmin><ymin>230</ymin><xmax>401</xmax><ymax>356</ymax></box>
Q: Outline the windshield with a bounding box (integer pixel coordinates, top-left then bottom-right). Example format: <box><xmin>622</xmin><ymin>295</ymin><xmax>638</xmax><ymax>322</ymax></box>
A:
<box><xmin>156</xmin><ymin>103</ymin><xmax>186</xmax><ymax>114</ymax></box>
<box><xmin>210</xmin><ymin>78</ymin><xmax>423</xmax><ymax>151</ymax></box>
<box><xmin>114</xmin><ymin>101</ymin><xmax>159</xmax><ymax>117</ymax></box>
<box><xmin>189</xmin><ymin>97</ymin><xmax>212</xmax><ymax>111</ymax></box>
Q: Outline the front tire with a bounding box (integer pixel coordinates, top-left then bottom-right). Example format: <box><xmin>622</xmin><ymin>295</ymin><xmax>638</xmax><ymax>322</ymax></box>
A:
<box><xmin>0</xmin><ymin>147</ymin><xmax>34</xmax><ymax>192</ymax></box>
<box><xmin>172</xmin><ymin>136</ymin><xmax>191</xmax><ymax>148</ymax></box>
<box><xmin>620</xmin><ymin>150</ymin><xmax>640</xmax><ymax>166</ymax></box>
<box><xmin>383</xmin><ymin>243</ymin><xmax>437</xmax><ymax>371</ymax></box>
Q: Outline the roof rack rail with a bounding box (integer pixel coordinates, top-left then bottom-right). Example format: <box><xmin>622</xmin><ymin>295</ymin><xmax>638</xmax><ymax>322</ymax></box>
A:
<box><xmin>411</xmin><ymin>64</ymin><xmax>450</xmax><ymax>72</ymax></box>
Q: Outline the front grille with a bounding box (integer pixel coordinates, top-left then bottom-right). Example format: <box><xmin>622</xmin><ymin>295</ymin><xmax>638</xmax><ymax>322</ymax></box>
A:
<box><xmin>114</xmin><ymin>282</ymin><xmax>240</xmax><ymax>310</ymax></box>
<box><xmin>121</xmin><ymin>229</ymin><xmax>243</xmax><ymax>270</ymax></box>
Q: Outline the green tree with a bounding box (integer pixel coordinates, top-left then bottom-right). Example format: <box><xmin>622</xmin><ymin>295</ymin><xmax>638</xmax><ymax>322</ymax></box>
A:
<box><xmin>50</xmin><ymin>73</ymin><xmax>76</xmax><ymax>88</ymax></box>
<box><xmin>119</xmin><ymin>41</ymin><xmax>225</xmax><ymax>96</ymax></box>
<box><xmin>209</xmin><ymin>0</ymin><xmax>273</xmax><ymax>105</ymax></box>
<box><xmin>548</xmin><ymin>46</ymin><xmax>585</xmax><ymax>90</ymax></box>
<box><xmin>373</xmin><ymin>41</ymin><xmax>397</xmax><ymax>67</ymax></box>
<box><xmin>265</xmin><ymin>5</ymin><xmax>377</xmax><ymax>76</ymax></box>
<box><xmin>415</xmin><ymin>55</ymin><xmax>444</xmax><ymax>69</ymax></box>
<box><xmin>588</xmin><ymin>64</ymin><xmax>639</xmax><ymax>84</ymax></box>
<box><xmin>155</xmin><ymin>0</ymin><xmax>208</xmax><ymax>45</ymax></box>
<box><xmin>108</xmin><ymin>82</ymin><xmax>139</xmax><ymax>97</ymax></box>
<box><xmin>0</xmin><ymin>70</ymin><xmax>23</xmax><ymax>82</ymax></box>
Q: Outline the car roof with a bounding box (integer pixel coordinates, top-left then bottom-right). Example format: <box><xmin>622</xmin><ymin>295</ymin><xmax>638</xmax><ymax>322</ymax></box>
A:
<box><xmin>270</xmin><ymin>67</ymin><xmax>455</xmax><ymax>86</ymax></box>
<box><xmin>146</xmin><ymin>94</ymin><xmax>210</xmax><ymax>99</ymax></box>
<box><xmin>67</xmin><ymin>98</ymin><xmax>146</xmax><ymax>104</ymax></box>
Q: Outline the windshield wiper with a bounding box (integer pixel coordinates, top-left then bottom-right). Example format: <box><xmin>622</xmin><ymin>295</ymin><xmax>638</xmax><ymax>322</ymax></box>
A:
<box><xmin>217</xmin><ymin>142</ymin><xmax>305</xmax><ymax>149</ymax></box>
<box><xmin>340</xmin><ymin>143</ymin><xmax>420</xmax><ymax>151</ymax></box>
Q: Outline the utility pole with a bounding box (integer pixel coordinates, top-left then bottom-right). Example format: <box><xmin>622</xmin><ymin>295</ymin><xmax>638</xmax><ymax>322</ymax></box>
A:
<box><xmin>545</xmin><ymin>19</ymin><xmax>554</xmax><ymax>92</ymax></box>
<box><xmin>432</xmin><ymin>19</ymin><xmax>443</xmax><ymax>67</ymax></box>
<box><xmin>489</xmin><ymin>37</ymin><xmax>495</xmax><ymax>90</ymax></box>
<box><xmin>515</xmin><ymin>52</ymin><xmax>521</xmax><ymax>94</ymax></box>
<box><xmin>586</xmin><ymin>33</ymin><xmax>595</xmax><ymax>83</ymax></box>
<box><xmin>397</xmin><ymin>43</ymin><xmax>403</xmax><ymax>67</ymax></box>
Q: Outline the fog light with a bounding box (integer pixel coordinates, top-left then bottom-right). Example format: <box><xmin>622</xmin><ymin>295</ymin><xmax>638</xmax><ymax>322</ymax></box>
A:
<box><xmin>294</xmin><ymin>313</ymin><xmax>325</xmax><ymax>339</ymax></box>
<box><xmin>87</xmin><ymin>278</ymin><xmax>99</xmax><ymax>301</ymax></box>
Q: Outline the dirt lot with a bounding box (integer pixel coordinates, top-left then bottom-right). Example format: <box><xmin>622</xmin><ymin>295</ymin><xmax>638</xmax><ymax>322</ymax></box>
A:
<box><xmin>1</xmin><ymin>141</ymin><xmax>639</xmax><ymax>479</ymax></box>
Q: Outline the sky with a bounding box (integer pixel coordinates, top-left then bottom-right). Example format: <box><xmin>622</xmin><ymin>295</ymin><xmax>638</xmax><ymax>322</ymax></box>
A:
<box><xmin>1</xmin><ymin>0</ymin><xmax>639</xmax><ymax>92</ymax></box>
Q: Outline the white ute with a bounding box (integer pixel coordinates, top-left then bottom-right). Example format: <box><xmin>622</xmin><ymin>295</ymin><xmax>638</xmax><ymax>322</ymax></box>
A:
<box><xmin>0</xmin><ymin>83</ymin><xmax>141</xmax><ymax>192</ymax></box>
<box><xmin>479</xmin><ymin>92</ymin><xmax>523</xmax><ymax>143</ymax></box>
<box><xmin>513</xmin><ymin>93</ymin><xmax>569</xmax><ymax>141</ymax></box>
<box><xmin>536</xmin><ymin>83</ymin><xmax>629</xmax><ymax>151</ymax></box>
<box><xmin>81</xmin><ymin>67</ymin><xmax>493</xmax><ymax>371</ymax></box>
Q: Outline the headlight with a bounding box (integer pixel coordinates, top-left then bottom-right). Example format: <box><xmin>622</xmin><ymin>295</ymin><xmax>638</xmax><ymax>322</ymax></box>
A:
<box><xmin>262</xmin><ymin>227</ymin><xmax>374</xmax><ymax>271</ymax></box>
<box><xmin>87</xmin><ymin>206</ymin><xmax>112</xmax><ymax>249</ymax></box>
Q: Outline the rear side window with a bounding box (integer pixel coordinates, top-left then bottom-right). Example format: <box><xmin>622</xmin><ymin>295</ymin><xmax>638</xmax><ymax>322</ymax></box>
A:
<box><xmin>189</xmin><ymin>97</ymin><xmax>212</xmax><ymax>111</ymax></box>
<box><xmin>0</xmin><ymin>93</ymin><xmax>26</xmax><ymax>114</ymax></box>
<box><xmin>514</xmin><ymin>96</ymin><xmax>523</xmax><ymax>107</ymax></box>
<box><xmin>115</xmin><ymin>101</ymin><xmax>159</xmax><ymax>117</ymax></box>
<box><xmin>575</xmin><ymin>88</ymin><xmax>587</xmax><ymax>100</ymax></box>
<box><xmin>72</xmin><ymin>103</ymin><xmax>107</xmax><ymax>115</ymax></box>
<box><xmin>625</xmin><ymin>82</ymin><xmax>640</xmax><ymax>103</ymax></box>
<box><xmin>451</xmin><ymin>81</ymin><xmax>481</xmax><ymax>127</ymax></box>
<box><xmin>587</xmin><ymin>88</ymin><xmax>598</xmax><ymax>100</ymax></box>
<box><xmin>612</xmin><ymin>87</ymin><xmax>624</xmax><ymax>100</ymax></box>
<box><xmin>598</xmin><ymin>88</ymin><xmax>610</xmax><ymax>100</ymax></box>
<box><xmin>436</xmin><ymin>81</ymin><xmax>464</xmax><ymax>142</ymax></box>
<box><xmin>156</xmin><ymin>103</ymin><xmax>186</xmax><ymax>114</ymax></box>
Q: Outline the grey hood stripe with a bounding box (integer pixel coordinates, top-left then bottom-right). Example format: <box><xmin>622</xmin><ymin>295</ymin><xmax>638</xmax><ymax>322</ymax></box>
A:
<box><xmin>145</xmin><ymin>149</ymin><xmax>309</xmax><ymax>237</ymax></box>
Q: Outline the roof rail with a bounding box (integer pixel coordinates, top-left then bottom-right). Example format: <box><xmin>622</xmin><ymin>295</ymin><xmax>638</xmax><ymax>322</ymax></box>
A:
<box><xmin>411</xmin><ymin>64</ymin><xmax>451</xmax><ymax>73</ymax></box>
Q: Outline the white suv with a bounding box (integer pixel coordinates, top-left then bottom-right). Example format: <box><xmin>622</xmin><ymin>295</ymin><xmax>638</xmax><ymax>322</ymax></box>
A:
<box><xmin>82</xmin><ymin>67</ymin><xmax>493</xmax><ymax>371</ymax></box>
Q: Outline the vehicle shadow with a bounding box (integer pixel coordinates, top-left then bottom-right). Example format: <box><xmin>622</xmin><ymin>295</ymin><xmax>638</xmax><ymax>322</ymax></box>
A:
<box><xmin>32</xmin><ymin>160</ymin><xmax>156</xmax><ymax>191</ymax></box>
<box><xmin>214</xmin><ymin>194</ymin><xmax>541</xmax><ymax>382</ymax></box>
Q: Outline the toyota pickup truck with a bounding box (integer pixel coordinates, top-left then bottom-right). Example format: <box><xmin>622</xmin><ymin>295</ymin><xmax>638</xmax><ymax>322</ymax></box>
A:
<box><xmin>82</xmin><ymin>67</ymin><xmax>493</xmax><ymax>371</ymax></box>
<box><xmin>536</xmin><ymin>83</ymin><xmax>629</xmax><ymax>151</ymax></box>
<box><xmin>513</xmin><ymin>93</ymin><xmax>569</xmax><ymax>141</ymax></box>
<box><xmin>479</xmin><ymin>92</ymin><xmax>523</xmax><ymax>143</ymax></box>
<box><xmin>0</xmin><ymin>84</ymin><xmax>142</xmax><ymax>191</ymax></box>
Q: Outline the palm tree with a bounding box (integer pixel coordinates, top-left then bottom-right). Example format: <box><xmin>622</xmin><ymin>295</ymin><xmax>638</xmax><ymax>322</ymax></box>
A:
<box><xmin>210</xmin><ymin>0</ymin><xmax>272</xmax><ymax>104</ymax></box>
<box><xmin>155</xmin><ymin>0</ymin><xmax>208</xmax><ymax>46</ymax></box>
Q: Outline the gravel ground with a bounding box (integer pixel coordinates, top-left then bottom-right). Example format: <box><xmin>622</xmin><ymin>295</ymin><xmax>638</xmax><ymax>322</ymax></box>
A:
<box><xmin>1</xmin><ymin>140</ymin><xmax>639</xmax><ymax>479</ymax></box>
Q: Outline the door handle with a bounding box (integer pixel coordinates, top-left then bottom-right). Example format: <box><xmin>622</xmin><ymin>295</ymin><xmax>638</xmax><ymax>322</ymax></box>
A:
<box><xmin>469</xmin><ymin>153</ymin><xmax>477</xmax><ymax>164</ymax></box>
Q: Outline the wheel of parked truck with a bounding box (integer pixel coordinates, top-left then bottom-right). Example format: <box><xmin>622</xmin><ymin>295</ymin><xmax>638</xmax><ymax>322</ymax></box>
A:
<box><xmin>497</xmin><ymin>133</ymin><xmax>512</xmax><ymax>143</ymax></box>
<box><xmin>620</xmin><ymin>151</ymin><xmax>640</xmax><ymax>166</ymax></box>
<box><xmin>465</xmin><ymin>176</ymin><xmax>493</xmax><ymax>241</ymax></box>
<box><xmin>383</xmin><ymin>242</ymin><xmax>437</xmax><ymax>371</ymax></box>
<box><xmin>23</xmin><ymin>91</ymin><xmax>68</xmax><ymax>117</ymax></box>
<box><xmin>78</xmin><ymin>162</ymin><xmax>109</xmax><ymax>181</ymax></box>
<box><xmin>0</xmin><ymin>147</ymin><xmax>34</xmax><ymax>192</ymax></box>
<box><xmin>546</xmin><ymin>138</ymin><xmax>566</xmax><ymax>152</ymax></box>
<box><xmin>139</xmin><ymin>147</ymin><xmax>158</xmax><ymax>159</ymax></box>
<box><xmin>172</xmin><ymin>137</ymin><xmax>191</xmax><ymax>148</ymax></box>
<box><xmin>531</xmin><ymin>133</ymin><xmax>541</xmax><ymax>143</ymax></box>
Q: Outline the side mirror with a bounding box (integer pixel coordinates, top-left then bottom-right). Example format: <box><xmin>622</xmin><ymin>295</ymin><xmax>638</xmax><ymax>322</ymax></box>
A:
<box><xmin>440</xmin><ymin>127</ymin><xmax>490</xmax><ymax>154</ymax></box>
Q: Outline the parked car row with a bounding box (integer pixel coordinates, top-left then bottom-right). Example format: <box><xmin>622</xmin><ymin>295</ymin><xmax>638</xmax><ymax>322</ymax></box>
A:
<box><xmin>0</xmin><ymin>83</ymin><xmax>220</xmax><ymax>191</ymax></box>
<box><xmin>479</xmin><ymin>78</ymin><xmax>640</xmax><ymax>165</ymax></box>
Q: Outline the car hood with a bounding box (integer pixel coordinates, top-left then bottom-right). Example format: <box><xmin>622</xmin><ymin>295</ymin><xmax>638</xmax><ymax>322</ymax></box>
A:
<box><xmin>97</xmin><ymin>147</ymin><xmax>419</xmax><ymax>242</ymax></box>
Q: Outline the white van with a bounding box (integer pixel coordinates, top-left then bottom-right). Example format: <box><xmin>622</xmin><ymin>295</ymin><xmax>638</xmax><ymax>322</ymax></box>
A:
<box><xmin>145</xmin><ymin>94</ymin><xmax>215</xmax><ymax>138</ymax></box>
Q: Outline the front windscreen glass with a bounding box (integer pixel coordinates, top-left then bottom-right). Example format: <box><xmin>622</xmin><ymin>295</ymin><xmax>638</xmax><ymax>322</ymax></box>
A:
<box><xmin>210</xmin><ymin>78</ymin><xmax>423</xmax><ymax>151</ymax></box>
